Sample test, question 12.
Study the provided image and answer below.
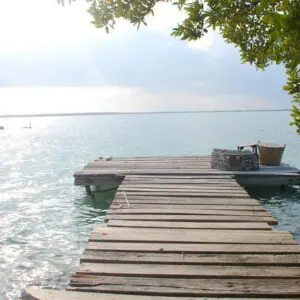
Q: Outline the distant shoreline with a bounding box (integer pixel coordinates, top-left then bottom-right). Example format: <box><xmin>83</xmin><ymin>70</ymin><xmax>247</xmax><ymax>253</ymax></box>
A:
<box><xmin>0</xmin><ymin>109</ymin><xmax>291</xmax><ymax>119</ymax></box>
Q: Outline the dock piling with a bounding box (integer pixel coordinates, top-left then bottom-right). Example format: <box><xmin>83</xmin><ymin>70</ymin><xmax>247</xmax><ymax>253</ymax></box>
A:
<box><xmin>85</xmin><ymin>185</ymin><xmax>92</xmax><ymax>196</ymax></box>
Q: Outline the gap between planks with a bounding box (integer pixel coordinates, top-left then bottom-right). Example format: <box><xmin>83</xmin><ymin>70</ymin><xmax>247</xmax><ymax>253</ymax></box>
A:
<box><xmin>114</xmin><ymin>192</ymin><xmax>250</xmax><ymax>199</ymax></box>
<box><xmin>106</xmin><ymin>214</ymin><xmax>278</xmax><ymax>225</ymax></box>
<box><xmin>112</xmin><ymin>197</ymin><xmax>260</xmax><ymax>206</ymax></box>
<box><xmin>107</xmin><ymin>220</ymin><xmax>272</xmax><ymax>230</ymax></box>
<box><xmin>86</xmin><ymin>242</ymin><xmax>300</xmax><ymax>253</ymax></box>
<box><xmin>76</xmin><ymin>262</ymin><xmax>300</xmax><ymax>278</ymax></box>
<box><xmin>109</xmin><ymin>204</ymin><xmax>266</xmax><ymax>211</ymax></box>
<box><xmin>107</xmin><ymin>208</ymin><xmax>272</xmax><ymax>217</ymax></box>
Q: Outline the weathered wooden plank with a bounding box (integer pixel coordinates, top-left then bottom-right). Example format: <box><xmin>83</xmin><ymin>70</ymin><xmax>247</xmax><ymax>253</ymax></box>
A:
<box><xmin>77</xmin><ymin>263</ymin><xmax>300</xmax><ymax>278</ymax></box>
<box><xmin>123</xmin><ymin>175</ymin><xmax>235</xmax><ymax>179</ymax></box>
<box><xmin>26</xmin><ymin>288</ymin><xmax>297</xmax><ymax>300</ymax></box>
<box><xmin>90</xmin><ymin>158</ymin><xmax>211</xmax><ymax>162</ymax></box>
<box><xmin>86</xmin><ymin>163</ymin><xmax>213</xmax><ymax>169</ymax></box>
<box><xmin>68</xmin><ymin>276</ymin><xmax>300</xmax><ymax>296</ymax></box>
<box><xmin>96</xmin><ymin>155</ymin><xmax>211</xmax><ymax>161</ymax></box>
<box><xmin>81</xmin><ymin>251</ymin><xmax>300</xmax><ymax>266</ymax></box>
<box><xmin>122</xmin><ymin>178</ymin><xmax>238</xmax><ymax>183</ymax></box>
<box><xmin>122</xmin><ymin>181</ymin><xmax>241</xmax><ymax>186</ymax></box>
<box><xmin>120</xmin><ymin>181</ymin><xmax>240</xmax><ymax>186</ymax></box>
<box><xmin>74</xmin><ymin>169</ymin><xmax>299</xmax><ymax>176</ymax></box>
<box><xmin>86</xmin><ymin>242</ymin><xmax>300</xmax><ymax>253</ymax></box>
<box><xmin>74</xmin><ymin>170</ymin><xmax>228</xmax><ymax>176</ymax></box>
<box><xmin>118</xmin><ymin>185</ymin><xmax>245</xmax><ymax>191</ymax></box>
<box><xmin>107</xmin><ymin>220</ymin><xmax>272</xmax><ymax>230</ymax></box>
<box><xmin>91</xmin><ymin>228</ymin><xmax>293</xmax><ymax>244</ymax></box>
<box><xmin>117</xmin><ymin>190</ymin><xmax>248</xmax><ymax>196</ymax></box>
<box><xmin>74</xmin><ymin>175</ymin><xmax>123</xmax><ymax>186</ymax></box>
<box><xmin>108</xmin><ymin>208</ymin><xmax>271</xmax><ymax>217</ymax></box>
<box><xmin>116</xmin><ymin>188</ymin><xmax>248</xmax><ymax>193</ymax></box>
<box><xmin>109</xmin><ymin>204</ymin><xmax>265</xmax><ymax>211</ymax></box>
<box><xmin>86</xmin><ymin>161</ymin><xmax>212</xmax><ymax>165</ymax></box>
<box><xmin>115</xmin><ymin>192</ymin><xmax>250</xmax><ymax>198</ymax></box>
<box><xmin>121</xmin><ymin>182</ymin><xmax>240</xmax><ymax>186</ymax></box>
<box><xmin>107</xmin><ymin>214</ymin><xmax>278</xmax><ymax>225</ymax></box>
<box><xmin>76</xmin><ymin>169</ymin><xmax>235</xmax><ymax>175</ymax></box>
<box><xmin>113</xmin><ymin>197</ymin><xmax>260</xmax><ymax>205</ymax></box>
<box><xmin>89</xmin><ymin>159</ymin><xmax>211</xmax><ymax>163</ymax></box>
<box><xmin>93</xmin><ymin>227</ymin><xmax>289</xmax><ymax>237</ymax></box>
<box><xmin>121</xmin><ymin>183</ymin><xmax>241</xmax><ymax>188</ymax></box>
<box><xmin>97</xmin><ymin>154</ymin><xmax>210</xmax><ymax>158</ymax></box>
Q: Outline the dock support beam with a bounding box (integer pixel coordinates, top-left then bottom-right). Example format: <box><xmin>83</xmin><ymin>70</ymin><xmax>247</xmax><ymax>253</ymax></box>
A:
<box><xmin>85</xmin><ymin>185</ymin><xmax>92</xmax><ymax>196</ymax></box>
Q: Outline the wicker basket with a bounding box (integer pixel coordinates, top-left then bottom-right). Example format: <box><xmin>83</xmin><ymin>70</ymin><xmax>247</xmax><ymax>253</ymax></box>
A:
<box><xmin>257</xmin><ymin>143</ymin><xmax>286</xmax><ymax>166</ymax></box>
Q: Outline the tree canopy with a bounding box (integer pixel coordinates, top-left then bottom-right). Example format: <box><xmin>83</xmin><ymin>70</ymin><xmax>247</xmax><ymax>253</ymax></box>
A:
<box><xmin>59</xmin><ymin>0</ymin><xmax>300</xmax><ymax>133</ymax></box>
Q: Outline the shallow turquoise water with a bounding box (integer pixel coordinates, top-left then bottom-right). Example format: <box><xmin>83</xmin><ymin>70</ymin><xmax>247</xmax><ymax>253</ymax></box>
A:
<box><xmin>0</xmin><ymin>111</ymin><xmax>299</xmax><ymax>299</ymax></box>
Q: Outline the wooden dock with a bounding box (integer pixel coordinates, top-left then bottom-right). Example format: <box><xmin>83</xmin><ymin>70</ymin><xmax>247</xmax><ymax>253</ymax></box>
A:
<box><xmin>74</xmin><ymin>155</ymin><xmax>300</xmax><ymax>188</ymax></box>
<box><xmin>27</xmin><ymin>156</ymin><xmax>300</xmax><ymax>299</ymax></box>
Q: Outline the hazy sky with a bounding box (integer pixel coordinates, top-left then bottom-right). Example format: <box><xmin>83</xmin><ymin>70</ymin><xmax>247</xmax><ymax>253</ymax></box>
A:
<box><xmin>0</xmin><ymin>0</ymin><xmax>290</xmax><ymax>114</ymax></box>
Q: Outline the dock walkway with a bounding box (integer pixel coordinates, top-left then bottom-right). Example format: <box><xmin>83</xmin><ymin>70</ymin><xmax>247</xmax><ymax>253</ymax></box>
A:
<box><xmin>28</xmin><ymin>156</ymin><xmax>300</xmax><ymax>299</ymax></box>
<box><xmin>74</xmin><ymin>155</ymin><xmax>300</xmax><ymax>187</ymax></box>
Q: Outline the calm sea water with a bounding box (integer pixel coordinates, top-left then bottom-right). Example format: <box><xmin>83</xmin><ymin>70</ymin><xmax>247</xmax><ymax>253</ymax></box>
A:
<box><xmin>0</xmin><ymin>111</ymin><xmax>300</xmax><ymax>299</ymax></box>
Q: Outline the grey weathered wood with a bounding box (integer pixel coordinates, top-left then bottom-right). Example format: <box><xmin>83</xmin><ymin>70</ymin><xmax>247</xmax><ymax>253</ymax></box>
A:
<box><xmin>117</xmin><ymin>189</ymin><xmax>248</xmax><ymax>195</ymax></box>
<box><xmin>86</xmin><ymin>242</ymin><xmax>300</xmax><ymax>253</ymax></box>
<box><xmin>75</xmin><ymin>175</ymin><xmax>123</xmax><ymax>186</ymax></box>
<box><xmin>86</xmin><ymin>162</ymin><xmax>212</xmax><ymax>168</ymax></box>
<box><xmin>123</xmin><ymin>175</ymin><xmax>234</xmax><ymax>179</ymax></box>
<box><xmin>75</xmin><ymin>168</ymin><xmax>299</xmax><ymax>176</ymax></box>
<box><xmin>91</xmin><ymin>228</ymin><xmax>294</xmax><ymax>244</ymax></box>
<box><xmin>115</xmin><ymin>192</ymin><xmax>250</xmax><ymax>198</ymax></box>
<box><xmin>108</xmin><ymin>208</ymin><xmax>272</xmax><ymax>217</ymax></box>
<box><xmin>74</xmin><ymin>154</ymin><xmax>300</xmax><ymax>187</ymax></box>
<box><xmin>96</xmin><ymin>155</ymin><xmax>211</xmax><ymax>160</ymax></box>
<box><xmin>71</xmin><ymin>154</ymin><xmax>300</xmax><ymax>298</ymax></box>
<box><xmin>93</xmin><ymin>227</ymin><xmax>290</xmax><ymax>237</ymax></box>
<box><xmin>81</xmin><ymin>251</ymin><xmax>300</xmax><ymax>266</ymax></box>
<box><xmin>118</xmin><ymin>185</ymin><xmax>245</xmax><ymax>191</ymax></box>
<box><xmin>77</xmin><ymin>262</ymin><xmax>300</xmax><ymax>278</ymax></box>
<box><xmin>26</xmin><ymin>288</ymin><xmax>298</xmax><ymax>300</ymax></box>
<box><xmin>109</xmin><ymin>204</ymin><xmax>266</xmax><ymax>211</ymax></box>
<box><xmin>122</xmin><ymin>179</ymin><xmax>239</xmax><ymax>184</ymax></box>
<box><xmin>112</xmin><ymin>196</ymin><xmax>260</xmax><ymax>205</ymax></box>
<box><xmin>68</xmin><ymin>276</ymin><xmax>300</xmax><ymax>296</ymax></box>
<box><xmin>116</xmin><ymin>186</ymin><xmax>247</xmax><ymax>193</ymax></box>
<box><xmin>107</xmin><ymin>220</ymin><xmax>272</xmax><ymax>230</ymax></box>
<box><xmin>107</xmin><ymin>214</ymin><xmax>278</xmax><ymax>225</ymax></box>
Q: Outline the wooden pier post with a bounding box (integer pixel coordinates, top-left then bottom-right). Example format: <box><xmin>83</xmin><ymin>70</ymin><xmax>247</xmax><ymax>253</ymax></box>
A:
<box><xmin>85</xmin><ymin>186</ymin><xmax>92</xmax><ymax>196</ymax></box>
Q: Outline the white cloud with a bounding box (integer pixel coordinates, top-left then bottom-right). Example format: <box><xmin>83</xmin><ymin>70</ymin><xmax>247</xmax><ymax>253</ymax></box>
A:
<box><xmin>187</xmin><ymin>31</ymin><xmax>217</xmax><ymax>51</ymax></box>
<box><xmin>0</xmin><ymin>0</ymin><xmax>133</xmax><ymax>56</ymax></box>
<box><xmin>146</xmin><ymin>2</ymin><xmax>220</xmax><ymax>52</ymax></box>
<box><xmin>0</xmin><ymin>0</ymin><xmax>220</xmax><ymax>58</ymax></box>
<box><xmin>146</xmin><ymin>2</ymin><xmax>185</xmax><ymax>35</ymax></box>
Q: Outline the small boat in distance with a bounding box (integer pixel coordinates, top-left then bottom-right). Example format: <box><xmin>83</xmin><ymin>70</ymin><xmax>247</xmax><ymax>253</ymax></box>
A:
<box><xmin>0</xmin><ymin>125</ymin><xmax>4</xmax><ymax>130</ymax></box>
<box><xmin>22</xmin><ymin>121</ymin><xmax>32</xmax><ymax>129</ymax></box>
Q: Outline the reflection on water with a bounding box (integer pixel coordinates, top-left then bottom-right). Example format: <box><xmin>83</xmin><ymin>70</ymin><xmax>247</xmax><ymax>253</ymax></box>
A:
<box><xmin>248</xmin><ymin>186</ymin><xmax>300</xmax><ymax>242</ymax></box>
<box><xmin>74</xmin><ymin>187</ymin><xmax>118</xmax><ymax>224</ymax></box>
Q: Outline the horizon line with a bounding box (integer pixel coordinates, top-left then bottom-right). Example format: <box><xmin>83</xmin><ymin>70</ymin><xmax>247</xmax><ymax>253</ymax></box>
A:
<box><xmin>0</xmin><ymin>109</ymin><xmax>291</xmax><ymax>118</ymax></box>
